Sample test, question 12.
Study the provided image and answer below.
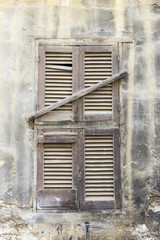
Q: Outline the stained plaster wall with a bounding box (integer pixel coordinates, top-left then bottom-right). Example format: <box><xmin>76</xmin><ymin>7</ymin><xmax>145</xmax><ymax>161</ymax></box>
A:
<box><xmin>0</xmin><ymin>0</ymin><xmax>160</xmax><ymax>239</ymax></box>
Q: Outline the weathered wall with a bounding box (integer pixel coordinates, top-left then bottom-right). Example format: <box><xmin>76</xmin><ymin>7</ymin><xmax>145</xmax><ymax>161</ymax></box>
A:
<box><xmin>0</xmin><ymin>0</ymin><xmax>160</xmax><ymax>239</ymax></box>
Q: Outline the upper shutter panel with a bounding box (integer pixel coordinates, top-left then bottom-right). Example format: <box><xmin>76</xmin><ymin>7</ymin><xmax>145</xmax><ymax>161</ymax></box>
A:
<box><xmin>79</xmin><ymin>45</ymin><xmax>118</xmax><ymax>122</ymax></box>
<box><xmin>45</xmin><ymin>51</ymin><xmax>72</xmax><ymax>112</ymax></box>
<box><xmin>84</xmin><ymin>52</ymin><xmax>112</xmax><ymax>113</ymax></box>
<box><xmin>38</xmin><ymin>46</ymin><xmax>76</xmax><ymax>122</ymax></box>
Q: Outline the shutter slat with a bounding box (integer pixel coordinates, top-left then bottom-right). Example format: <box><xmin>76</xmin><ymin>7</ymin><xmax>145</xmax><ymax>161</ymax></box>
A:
<box><xmin>85</xmin><ymin>61</ymin><xmax>112</xmax><ymax>64</ymax></box>
<box><xmin>85</xmin><ymin>136</ymin><xmax>114</xmax><ymax>200</ymax></box>
<box><xmin>44</xmin><ymin>143</ymin><xmax>72</xmax><ymax>189</ymax></box>
<box><xmin>45</xmin><ymin>76</ymin><xmax>72</xmax><ymax>79</ymax></box>
<box><xmin>46</xmin><ymin>53</ymin><xmax>72</xmax><ymax>56</ymax></box>
<box><xmin>85</xmin><ymin>73</ymin><xmax>112</xmax><ymax>76</ymax></box>
<box><xmin>44</xmin><ymin>185</ymin><xmax>72</xmax><ymax>188</ymax></box>
<box><xmin>85</xmin><ymin>69</ymin><xmax>112</xmax><ymax>72</ymax></box>
<box><xmin>46</xmin><ymin>61</ymin><xmax>72</xmax><ymax>64</ymax></box>
<box><xmin>85</xmin><ymin>53</ymin><xmax>112</xmax><ymax>56</ymax></box>
<box><xmin>45</xmin><ymin>81</ymin><xmax>72</xmax><ymax>84</ymax></box>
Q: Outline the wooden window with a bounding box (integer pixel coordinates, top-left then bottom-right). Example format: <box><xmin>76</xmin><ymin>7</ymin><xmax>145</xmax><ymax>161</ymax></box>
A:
<box><xmin>37</xmin><ymin>45</ymin><xmax>121</xmax><ymax>210</ymax></box>
<box><xmin>38</xmin><ymin>45</ymin><xmax>118</xmax><ymax>122</ymax></box>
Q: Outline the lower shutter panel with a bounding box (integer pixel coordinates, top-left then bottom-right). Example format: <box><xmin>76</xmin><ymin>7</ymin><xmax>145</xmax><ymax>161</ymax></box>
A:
<box><xmin>44</xmin><ymin>143</ymin><xmax>72</xmax><ymax>189</ymax></box>
<box><xmin>85</xmin><ymin>135</ymin><xmax>114</xmax><ymax>200</ymax></box>
<box><xmin>38</xmin><ymin>143</ymin><xmax>78</xmax><ymax>209</ymax></box>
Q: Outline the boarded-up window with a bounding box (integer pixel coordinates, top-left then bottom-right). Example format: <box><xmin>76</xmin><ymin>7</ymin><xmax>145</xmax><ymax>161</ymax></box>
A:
<box><xmin>37</xmin><ymin>45</ymin><xmax>121</xmax><ymax>210</ymax></box>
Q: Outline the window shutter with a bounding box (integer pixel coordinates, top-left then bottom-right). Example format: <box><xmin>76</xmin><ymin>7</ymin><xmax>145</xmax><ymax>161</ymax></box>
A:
<box><xmin>37</xmin><ymin>44</ymin><xmax>121</xmax><ymax>210</ymax></box>
<box><xmin>43</xmin><ymin>143</ymin><xmax>73</xmax><ymax>189</ymax></box>
<box><xmin>37</xmin><ymin>130</ymin><xmax>79</xmax><ymax>209</ymax></box>
<box><xmin>84</xmin><ymin>52</ymin><xmax>112</xmax><ymax>113</ymax></box>
<box><xmin>79</xmin><ymin>129</ymin><xmax>121</xmax><ymax>210</ymax></box>
<box><xmin>45</xmin><ymin>51</ymin><xmax>72</xmax><ymax>112</ymax></box>
<box><xmin>79</xmin><ymin>46</ymin><xmax>119</xmax><ymax>121</ymax></box>
<box><xmin>85</xmin><ymin>135</ymin><xmax>114</xmax><ymax>200</ymax></box>
<box><xmin>38</xmin><ymin>46</ymin><xmax>78</xmax><ymax>122</ymax></box>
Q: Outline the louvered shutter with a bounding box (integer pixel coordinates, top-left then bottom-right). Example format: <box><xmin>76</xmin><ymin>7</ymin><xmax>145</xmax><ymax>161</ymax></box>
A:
<box><xmin>37</xmin><ymin>129</ymin><xmax>79</xmax><ymax>209</ymax></box>
<box><xmin>85</xmin><ymin>135</ymin><xmax>114</xmax><ymax>200</ymax></box>
<box><xmin>38</xmin><ymin>46</ymin><xmax>78</xmax><ymax>122</ymax></box>
<box><xmin>37</xmin><ymin>45</ymin><xmax>121</xmax><ymax>210</ymax></box>
<box><xmin>79</xmin><ymin>129</ymin><xmax>121</xmax><ymax>210</ymax></box>
<box><xmin>45</xmin><ymin>52</ymin><xmax>72</xmax><ymax>112</ymax></box>
<box><xmin>79</xmin><ymin>46</ymin><xmax>119</xmax><ymax>121</ymax></box>
<box><xmin>43</xmin><ymin>143</ymin><xmax>73</xmax><ymax>189</ymax></box>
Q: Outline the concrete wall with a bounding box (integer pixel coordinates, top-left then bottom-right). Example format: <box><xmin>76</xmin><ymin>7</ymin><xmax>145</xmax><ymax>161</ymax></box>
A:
<box><xmin>0</xmin><ymin>0</ymin><xmax>160</xmax><ymax>239</ymax></box>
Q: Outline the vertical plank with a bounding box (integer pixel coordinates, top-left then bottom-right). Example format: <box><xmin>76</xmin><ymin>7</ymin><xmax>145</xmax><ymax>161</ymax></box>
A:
<box><xmin>37</xmin><ymin>143</ymin><xmax>44</xmax><ymax>190</ymax></box>
<box><xmin>78</xmin><ymin>129</ymin><xmax>85</xmax><ymax>208</ymax></box>
<box><xmin>113</xmin><ymin>129</ymin><xmax>121</xmax><ymax>208</ymax></box>
<box><xmin>72</xmin><ymin>130</ymin><xmax>82</xmax><ymax>208</ymax></box>
<box><xmin>38</xmin><ymin>46</ymin><xmax>45</xmax><ymax>110</ymax></box>
<box><xmin>72</xmin><ymin>47</ymin><xmax>80</xmax><ymax>121</ymax></box>
<box><xmin>72</xmin><ymin>47</ymin><xmax>84</xmax><ymax>121</ymax></box>
<box><xmin>112</xmin><ymin>44</ymin><xmax>119</xmax><ymax>122</ymax></box>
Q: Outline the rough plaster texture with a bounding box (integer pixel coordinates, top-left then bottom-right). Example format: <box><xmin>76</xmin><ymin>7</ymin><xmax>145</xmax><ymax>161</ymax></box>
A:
<box><xmin>0</xmin><ymin>0</ymin><xmax>160</xmax><ymax>239</ymax></box>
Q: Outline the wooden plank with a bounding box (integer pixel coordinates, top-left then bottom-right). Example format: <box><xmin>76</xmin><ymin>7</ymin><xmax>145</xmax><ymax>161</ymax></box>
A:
<box><xmin>79</xmin><ymin>45</ymin><xmax>112</xmax><ymax>52</ymax></box>
<box><xmin>38</xmin><ymin>189</ymin><xmax>78</xmax><ymax>209</ymax></box>
<box><xmin>72</xmin><ymin>130</ymin><xmax>81</xmax><ymax>203</ymax></box>
<box><xmin>27</xmin><ymin>71</ymin><xmax>128</xmax><ymax>121</ymax></box>
<box><xmin>78</xmin><ymin>130</ymin><xmax>85</xmax><ymax>209</ymax></box>
<box><xmin>113</xmin><ymin>129</ymin><xmax>121</xmax><ymax>208</ymax></box>
<box><xmin>72</xmin><ymin>47</ymin><xmax>81</xmax><ymax>121</ymax></box>
<box><xmin>37</xmin><ymin>143</ymin><xmax>44</xmax><ymax>190</ymax></box>
<box><xmin>73</xmin><ymin>47</ymin><xmax>84</xmax><ymax>121</ymax></box>
<box><xmin>85</xmin><ymin>113</ymin><xmax>112</xmax><ymax>121</ymax></box>
<box><xmin>38</xmin><ymin>46</ymin><xmax>45</xmax><ymax>109</ymax></box>
<box><xmin>46</xmin><ymin>65</ymin><xmax>72</xmax><ymax>71</ymax></box>
<box><xmin>38</xmin><ymin>133</ymin><xmax>77</xmax><ymax>143</ymax></box>
<box><xmin>85</xmin><ymin>128</ymin><xmax>114</xmax><ymax>135</ymax></box>
<box><xmin>112</xmin><ymin>44</ymin><xmax>119</xmax><ymax>122</ymax></box>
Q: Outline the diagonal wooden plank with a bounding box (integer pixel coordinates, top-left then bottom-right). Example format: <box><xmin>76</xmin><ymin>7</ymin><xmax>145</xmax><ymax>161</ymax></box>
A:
<box><xmin>26</xmin><ymin>71</ymin><xmax>128</xmax><ymax>121</ymax></box>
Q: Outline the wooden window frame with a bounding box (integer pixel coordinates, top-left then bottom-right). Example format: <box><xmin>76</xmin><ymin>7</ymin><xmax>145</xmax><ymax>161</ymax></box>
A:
<box><xmin>36</xmin><ymin>44</ymin><xmax>121</xmax><ymax>210</ymax></box>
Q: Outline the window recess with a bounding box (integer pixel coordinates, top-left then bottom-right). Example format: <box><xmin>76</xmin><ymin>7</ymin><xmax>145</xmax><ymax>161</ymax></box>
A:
<box><xmin>34</xmin><ymin>44</ymin><xmax>128</xmax><ymax>210</ymax></box>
